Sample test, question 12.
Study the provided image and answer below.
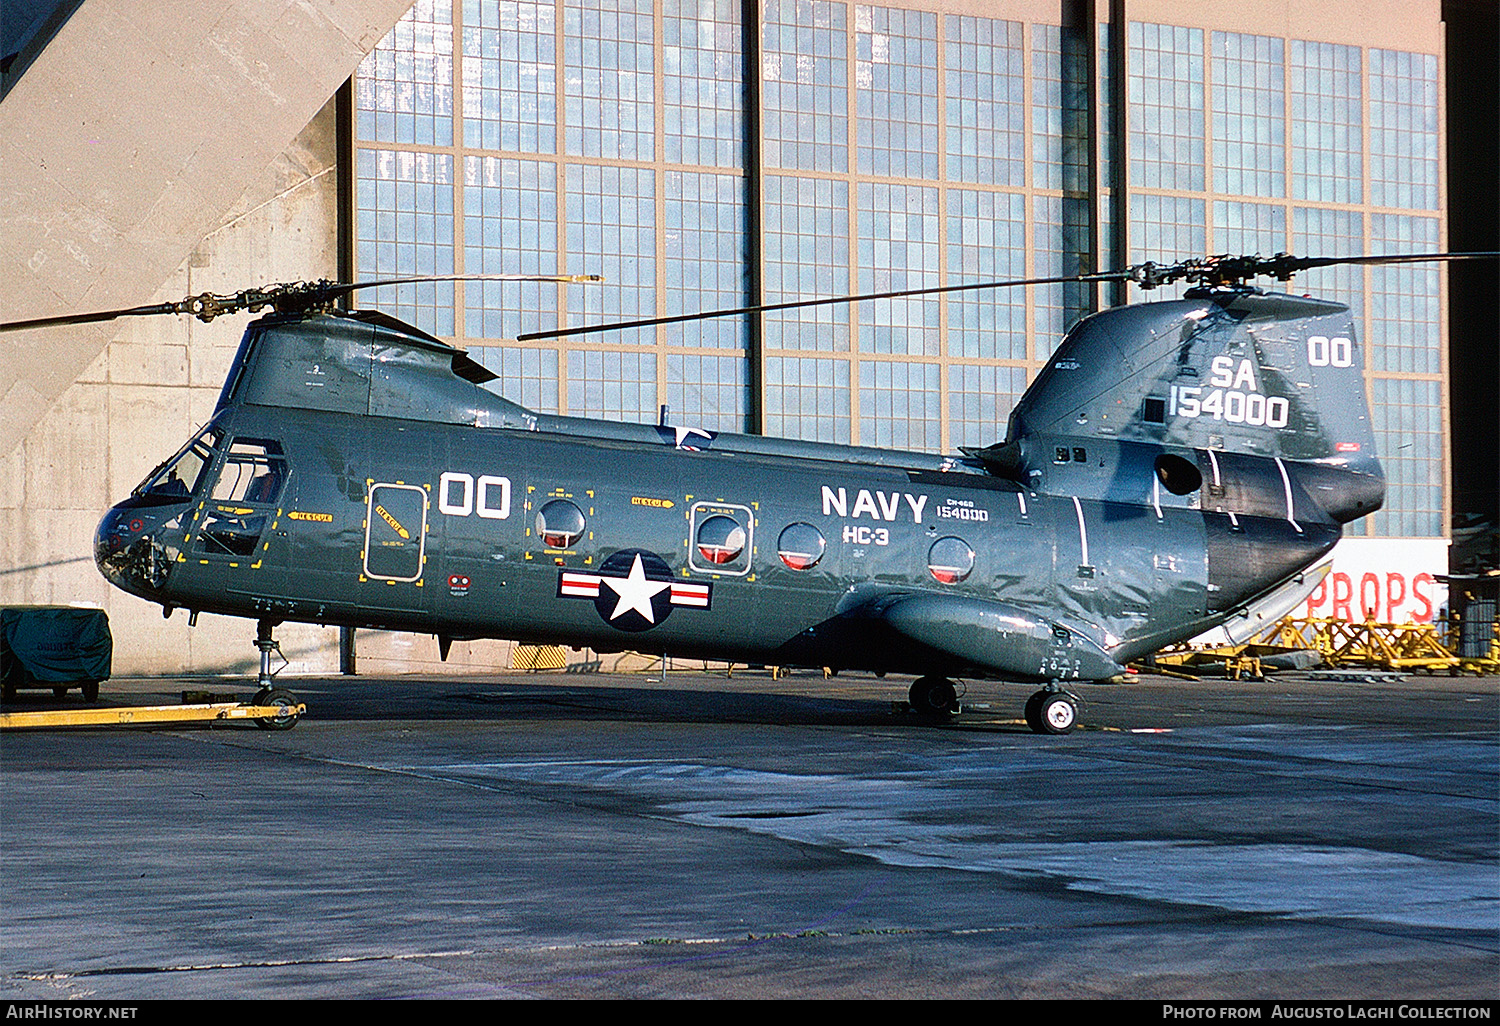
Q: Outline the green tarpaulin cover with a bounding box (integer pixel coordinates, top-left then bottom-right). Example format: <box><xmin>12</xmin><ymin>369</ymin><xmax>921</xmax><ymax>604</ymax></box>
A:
<box><xmin>1</xmin><ymin>607</ymin><xmax>112</xmax><ymax>685</ymax></box>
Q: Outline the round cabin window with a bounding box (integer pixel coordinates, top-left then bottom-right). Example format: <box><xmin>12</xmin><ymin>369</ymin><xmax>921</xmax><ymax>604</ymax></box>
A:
<box><xmin>927</xmin><ymin>536</ymin><xmax>975</xmax><ymax>584</ymax></box>
<box><xmin>695</xmin><ymin>514</ymin><xmax>747</xmax><ymax>565</ymax></box>
<box><xmin>776</xmin><ymin>523</ymin><xmax>826</xmax><ymax>570</ymax></box>
<box><xmin>536</xmin><ymin>499</ymin><xmax>586</xmax><ymax>548</ymax></box>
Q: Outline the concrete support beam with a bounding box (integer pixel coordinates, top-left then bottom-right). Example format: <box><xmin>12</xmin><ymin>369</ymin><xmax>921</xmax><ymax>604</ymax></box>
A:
<box><xmin>0</xmin><ymin>0</ymin><xmax>416</xmax><ymax>456</ymax></box>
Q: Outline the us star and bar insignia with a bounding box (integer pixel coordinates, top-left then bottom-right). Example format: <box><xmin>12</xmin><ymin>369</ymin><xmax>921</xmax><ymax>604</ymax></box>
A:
<box><xmin>558</xmin><ymin>549</ymin><xmax>712</xmax><ymax>631</ymax></box>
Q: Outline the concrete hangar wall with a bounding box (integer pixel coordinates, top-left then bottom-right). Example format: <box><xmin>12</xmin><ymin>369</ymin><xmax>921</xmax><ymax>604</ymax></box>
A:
<box><xmin>0</xmin><ymin>0</ymin><xmax>1476</xmax><ymax>676</ymax></box>
<box><xmin>0</xmin><ymin>0</ymin><xmax>469</xmax><ymax>677</ymax></box>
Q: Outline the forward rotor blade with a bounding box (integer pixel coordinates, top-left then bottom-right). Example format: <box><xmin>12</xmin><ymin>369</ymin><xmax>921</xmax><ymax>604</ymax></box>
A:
<box><xmin>329</xmin><ymin>272</ymin><xmax>603</xmax><ymax>299</ymax></box>
<box><xmin>0</xmin><ymin>273</ymin><xmax>602</xmax><ymax>334</ymax></box>
<box><xmin>0</xmin><ymin>302</ymin><xmax>183</xmax><ymax>333</ymax></box>
<box><xmin>516</xmin><ymin>270</ymin><xmax>1130</xmax><ymax>342</ymax></box>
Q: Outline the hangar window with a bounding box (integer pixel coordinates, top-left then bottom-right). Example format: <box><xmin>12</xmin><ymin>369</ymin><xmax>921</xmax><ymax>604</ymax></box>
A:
<box><xmin>696</xmin><ymin>514</ymin><xmax>747</xmax><ymax>565</ymax></box>
<box><xmin>776</xmin><ymin>523</ymin><xmax>826</xmax><ymax>571</ymax></box>
<box><xmin>927</xmin><ymin>537</ymin><xmax>975</xmax><ymax>584</ymax></box>
<box><xmin>536</xmin><ymin>499</ymin><xmax>586</xmax><ymax>548</ymax></box>
<box><xmin>211</xmin><ymin>439</ymin><xmax>286</xmax><ymax>505</ymax></box>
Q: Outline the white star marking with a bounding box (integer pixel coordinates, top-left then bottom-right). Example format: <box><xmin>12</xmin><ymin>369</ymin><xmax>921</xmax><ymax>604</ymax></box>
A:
<box><xmin>672</xmin><ymin>426</ymin><xmax>713</xmax><ymax>448</ymax></box>
<box><xmin>602</xmin><ymin>553</ymin><xmax>671</xmax><ymax>623</ymax></box>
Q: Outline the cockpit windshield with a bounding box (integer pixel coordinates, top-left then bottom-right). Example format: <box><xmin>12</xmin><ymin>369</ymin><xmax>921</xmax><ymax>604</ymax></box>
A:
<box><xmin>135</xmin><ymin>427</ymin><xmax>220</xmax><ymax>500</ymax></box>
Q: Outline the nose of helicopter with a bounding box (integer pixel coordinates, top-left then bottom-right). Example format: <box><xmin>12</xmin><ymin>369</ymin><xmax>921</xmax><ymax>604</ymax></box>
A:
<box><xmin>94</xmin><ymin>502</ymin><xmax>179</xmax><ymax>598</ymax></box>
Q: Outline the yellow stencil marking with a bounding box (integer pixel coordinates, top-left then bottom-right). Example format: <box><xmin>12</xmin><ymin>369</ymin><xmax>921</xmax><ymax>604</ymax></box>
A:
<box><xmin>374</xmin><ymin>503</ymin><xmax>410</xmax><ymax>539</ymax></box>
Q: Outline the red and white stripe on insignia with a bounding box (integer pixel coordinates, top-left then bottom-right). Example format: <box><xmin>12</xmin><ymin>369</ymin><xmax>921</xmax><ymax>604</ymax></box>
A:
<box><xmin>670</xmin><ymin>582</ymin><xmax>711</xmax><ymax>608</ymax></box>
<box><xmin>1335</xmin><ymin>441</ymin><xmax>1361</xmax><ymax>452</ymax></box>
<box><xmin>559</xmin><ymin>572</ymin><xmax>601</xmax><ymax>598</ymax></box>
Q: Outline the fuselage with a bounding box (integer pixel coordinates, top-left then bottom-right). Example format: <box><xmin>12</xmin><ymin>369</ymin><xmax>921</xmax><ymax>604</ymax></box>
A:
<box><xmin>95</xmin><ymin>401</ymin><xmax>1340</xmax><ymax>680</ymax></box>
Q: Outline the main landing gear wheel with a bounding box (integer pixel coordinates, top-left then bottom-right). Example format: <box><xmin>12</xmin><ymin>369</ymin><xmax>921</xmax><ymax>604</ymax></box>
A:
<box><xmin>1025</xmin><ymin>689</ymin><xmax>1078</xmax><ymax>735</ymax></box>
<box><xmin>252</xmin><ymin>686</ymin><xmax>301</xmax><ymax>731</ymax></box>
<box><xmin>909</xmin><ymin>675</ymin><xmax>958</xmax><ymax>717</ymax></box>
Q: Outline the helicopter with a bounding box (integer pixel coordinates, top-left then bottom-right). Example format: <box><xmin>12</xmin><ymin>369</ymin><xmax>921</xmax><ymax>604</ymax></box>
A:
<box><xmin>4</xmin><ymin>252</ymin><xmax>1489</xmax><ymax>733</ymax></box>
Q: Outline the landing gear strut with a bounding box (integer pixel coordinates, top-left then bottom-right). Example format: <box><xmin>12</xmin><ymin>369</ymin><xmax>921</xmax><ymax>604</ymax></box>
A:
<box><xmin>1024</xmin><ymin>686</ymin><xmax>1078</xmax><ymax>735</ymax></box>
<box><xmin>909</xmin><ymin>675</ymin><xmax>959</xmax><ymax>717</ymax></box>
<box><xmin>251</xmin><ymin>620</ymin><xmax>299</xmax><ymax>731</ymax></box>
<box><xmin>253</xmin><ymin>619</ymin><xmax>284</xmax><ymax>689</ymax></box>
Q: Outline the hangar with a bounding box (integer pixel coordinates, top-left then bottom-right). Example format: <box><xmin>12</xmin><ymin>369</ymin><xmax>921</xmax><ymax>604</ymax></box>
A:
<box><xmin>1</xmin><ymin>0</ymin><xmax>1494</xmax><ymax>675</ymax></box>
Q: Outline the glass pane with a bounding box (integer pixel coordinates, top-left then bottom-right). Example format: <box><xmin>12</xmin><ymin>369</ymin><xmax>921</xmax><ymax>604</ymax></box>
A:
<box><xmin>928</xmin><ymin>536</ymin><xmax>975</xmax><ymax>584</ymax></box>
<box><xmin>537</xmin><ymin>499</ymin><xmax>587</xmax><ymax>548</ymax></box>
<box><xmin>777</xmin><ymin>523</ymin><xmax>826</xmax><ymax>570</ymax></box>
<box><xmin>696</xmin><ymin>514</ymin><xmax>746</xmax><ymax>564</ymax></box>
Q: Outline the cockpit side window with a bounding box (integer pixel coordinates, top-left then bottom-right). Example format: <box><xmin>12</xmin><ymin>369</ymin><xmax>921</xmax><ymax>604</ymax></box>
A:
<box><xmin>212</xmin><ymin>439</ymin><xmax>287</xmax><ymax>505</ymax></box>
<box><xmin>138</xmin><ymin>428</ymin><xmax>219</xmax><ymax>499</ymax></box>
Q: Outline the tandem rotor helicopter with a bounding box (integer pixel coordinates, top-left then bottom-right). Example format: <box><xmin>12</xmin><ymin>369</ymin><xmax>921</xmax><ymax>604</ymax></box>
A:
<box><xmin>4</xmin><ymin>250</ymin><xmax>1493</xmax><ymax>732</ymax></box>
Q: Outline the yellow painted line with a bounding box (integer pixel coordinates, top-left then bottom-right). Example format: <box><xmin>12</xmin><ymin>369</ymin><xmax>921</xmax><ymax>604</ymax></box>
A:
<box><xmin>0</xmin><ymin>702</ymin><xmax>305</xmax><ymax>730</ymax></box>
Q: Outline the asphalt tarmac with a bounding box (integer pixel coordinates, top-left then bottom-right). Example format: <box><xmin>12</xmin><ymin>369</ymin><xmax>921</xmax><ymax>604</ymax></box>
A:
<box><xmin>1</xmin><ymin>667</ymin><xmax>1496</xmax><ymax>1000</ymax></box>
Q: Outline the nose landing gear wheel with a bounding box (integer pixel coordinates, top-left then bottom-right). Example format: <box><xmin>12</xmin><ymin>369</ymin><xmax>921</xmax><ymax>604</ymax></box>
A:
<box><xmin>1025</xmin><ymin>689</ymin><xmax>1078</xmax><ymax>735</ymax></box>
<box><xmin>252</xmin><ymin>686</ymin><xmax>301</xmax><ymax>731</ymax></box>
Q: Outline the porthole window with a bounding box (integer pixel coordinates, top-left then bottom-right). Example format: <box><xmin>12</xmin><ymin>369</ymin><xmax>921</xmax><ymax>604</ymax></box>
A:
<box><xmin>776</xmin><ymin>523</ymin><xmax>826</xmax><ymax>571</ymax></box>
<box><xmin>927</xmin><ymin>536</ymin><xmax>975</xmax><ymax>584</ymax></box>
<box><xmin>536</xmin><ymin>499</ymin><xmax>586</xmax><ymax>548</ymax></box>
<box><xmin>689</xmin><ymin>502</ymin><xmax>753</xmax><ymax>575</ymax></box>
<box><xmin>696</xmin><ymin>514</ymin><xmax>746</xmax><ymax>565</ymax></box>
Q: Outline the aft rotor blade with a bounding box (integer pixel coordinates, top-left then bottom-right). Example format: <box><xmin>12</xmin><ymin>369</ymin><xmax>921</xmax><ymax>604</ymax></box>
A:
<box><xmin>1128</xmin><ymin>250</ymin><xmax>1500</xmax><ymax>289</ymax></box>
<box><xmin>1287</xmin><ymin>251</ymin><xmax>1500</xmax><ymax>272</ymax></box>
<box><xmin>517</xmin><ymin>249</ymin><xmax>1499</xmax><ymax>341</ymax></box>
<box><xmin>516</xmin><ymin>270</ymin><xmax>1130</xmax><ymax>342</ymax></box>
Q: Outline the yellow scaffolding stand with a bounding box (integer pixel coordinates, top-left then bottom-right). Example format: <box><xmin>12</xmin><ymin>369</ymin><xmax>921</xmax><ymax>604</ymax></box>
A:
<box><xmin>1256</xmin><ymin>617</ymin><xmax>1461</xmax><ymax>674</ymax></box>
